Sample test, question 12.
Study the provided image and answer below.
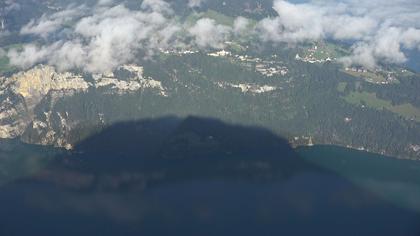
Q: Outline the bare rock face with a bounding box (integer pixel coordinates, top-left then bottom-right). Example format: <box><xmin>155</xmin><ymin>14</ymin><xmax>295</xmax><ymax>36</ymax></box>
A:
<box><xmin>92</xmin><ymin>64</ymin><xmax>167</xmax><ymax>96</ymax></box>
<box><xmin>0</xmin><ymin>92</ymin><xmax>28</xmax><ymax>138</ymax></box>
<box><xmin>0</xmin><ymin>65</ymin><xmax>90</xmax><ymax>141</ymax></box>
<box><xmin>0</xmin><ymin>64</ymin><xmax>167</xmax><ymax>149</ymax></box>
<box><xmin>11</xmin><ymin>65</ymin><xmax>90</xmax><ymax>104</ymax></box>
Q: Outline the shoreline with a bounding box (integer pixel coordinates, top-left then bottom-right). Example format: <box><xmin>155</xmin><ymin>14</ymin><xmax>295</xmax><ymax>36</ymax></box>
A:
<box><xmin>293</xmin><ymin>143</ymin><xmax>420</xmax><ymax>161</ymax></box>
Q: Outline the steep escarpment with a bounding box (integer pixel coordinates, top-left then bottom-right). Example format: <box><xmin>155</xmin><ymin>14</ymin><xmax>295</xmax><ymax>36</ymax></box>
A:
<box><xmin>0</xmin><ymin>64</ymin><xmax>167</xmax><ymax>149</ymax></box>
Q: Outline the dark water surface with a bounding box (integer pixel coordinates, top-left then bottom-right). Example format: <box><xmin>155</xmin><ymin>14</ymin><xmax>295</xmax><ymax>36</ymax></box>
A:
<box><xmin>0</xmin><ymin>117</ymin><xmax>419</xmax><ymax>236</ymax></box>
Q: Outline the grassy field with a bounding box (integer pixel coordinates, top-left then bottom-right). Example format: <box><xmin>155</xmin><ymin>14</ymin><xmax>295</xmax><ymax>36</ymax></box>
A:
<box><xmin>0</xmin><ymin>44</ymin><xmax>23</xmax><ymax>75</ymax></box>
<box><xmin>344</xmin><ymin>91</ymin><xmax>420</xmax><ymax>122</ymax></box>
<box><xmin>302</xmin><ymin>41</ymin><xmax>350</xmax><ymax>60</ymax></box>
<box><xmin>0</xmin><ymin>56</ymin><xmax>14</xmax><ymax>74</ymax></box>
<box><xmin>390</xmin><ymin>104</ymin><xmax>420</xmax><ymax>121</ymax></box>
<box><xmin>0</xmin><ymin>55</ymin><xmax>18</xmax><ymax>75</ymax></box>
<box><xmin>3</xmin><ymin>43</ymin><xmax>23</xmax><ymax>51</ymax></box>
<box><xmin>0</xmin><ymin>56</ymin><xmax>9</xmax><ymax>70</ymax></box>
<box><xmin>343</xmin><ymin>70</ymin><xmax>390</xmax><ymax>84</ymax></box>
<box><xmin>337</xmin><ymin>82</ymin><xmax>347</xmax><ymax>92</ymax></box>
<box><xmin>345</xmin><ymin>91</ymin><xmax>391</xmax><ymax>108</ymax></box>
<box><xmin>316</xmin><ymin>43</ymin><xmax>348</xmax><ymax>59</ymax></box>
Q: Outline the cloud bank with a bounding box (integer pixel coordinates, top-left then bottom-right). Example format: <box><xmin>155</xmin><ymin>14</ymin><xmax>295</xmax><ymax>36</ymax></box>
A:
<box><xmin>188</xmin><ymin>18</ymin><xmax>231</xmax><ymax>48</ymax></box>
<box><xmin>10</xmin><ymin>2</ymin><xmax>182</xmax><ymax>73</ymax></box>
<box><xmin>8</xmin><ymin>0</ymin><xmax>233</xmax><ymax>73</ymax></box>
<box><xmin>258</xmin><ymin>0</ymin><xmax>420</xmax><ymax>68</ymax></box>
<box><xmin>6</xmin><ymin>0</ymin><xmax>420</xmax><ymax>72</ymax></box>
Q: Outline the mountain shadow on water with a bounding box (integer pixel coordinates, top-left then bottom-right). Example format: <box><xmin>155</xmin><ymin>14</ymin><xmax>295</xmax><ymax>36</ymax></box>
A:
<box><xmin>71</xmin><ymin>116</ymin><xmax>308</xmax><ymax>177</ymax></box>
<box><xmin>0</xmin><ymin>116</ymin><xmax>419</xmax><ymax>236</ymax></box>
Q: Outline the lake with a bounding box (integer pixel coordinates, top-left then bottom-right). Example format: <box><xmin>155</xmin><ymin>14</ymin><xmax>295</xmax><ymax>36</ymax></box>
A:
<box><xmin>1</xmin><ymin>117</ymin><xmax>419</xmax><ymax>236</ymax></box>
<box><xmin>0</xmin><ymin>143</ymin><xmax>419</xmax><ymax>236</ymax></box>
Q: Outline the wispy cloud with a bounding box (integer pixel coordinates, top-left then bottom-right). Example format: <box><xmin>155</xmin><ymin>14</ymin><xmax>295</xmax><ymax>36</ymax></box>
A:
<box><xmin>233</xmin><ymin>17</ymin><xmax>250</xmax><ymax>35</ymax></box>
<box><xmin>188</xmin><ymin>18</ymin><xmax>231</xmax><ymax>48</ymax></box>
<box><xmin>20</xmin><ymin>6</ymin><xmax>87</xmax><ymax>38</ymax></box>
<box><xmin>7</xmin><ymin>0</ymin><xmax>420</xmax><ymax>72</ymax></box>
<box><xmin>258</xmin><ymin>0</ymin><xmax>420</xmax><ymax>68</ymax></box>
<box><xmin>9</xmin><ymin>2</ymin><xmax>182</xmax><ymax>73</ymax></box>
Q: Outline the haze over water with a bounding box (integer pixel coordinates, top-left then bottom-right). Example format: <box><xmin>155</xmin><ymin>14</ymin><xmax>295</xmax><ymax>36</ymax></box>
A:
<box><xmin>0</xmin><ymin>118</ymin><xmax>419</xmax><ymax>236</ymax></box>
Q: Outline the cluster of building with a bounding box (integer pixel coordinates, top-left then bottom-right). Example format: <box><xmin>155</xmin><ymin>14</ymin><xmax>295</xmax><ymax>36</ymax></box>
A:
<box><xmin>295</xmin><ymin>53</ymin><xmax>333</xmax><ymax>64</ymax></box>
<box><xmin>409</xmin><ymin>144</ymin><xmax>420</xmax><ymax>152</ymax></box>
<box><xmin>93</xmin><ymin>64</ymin><xmax>168</xmax><ymax>96</ymax></box>
<box><xmin>208</xmin><ymin>50</ymin><xmax>231</xmax><ymax>57</ymax></box>
<box><xmin>295</xmin><ymin>45</ymin><xmax>335</xmax><ymax>64</ymax></box>
<box><xmin>291</xmin><ymin>136</ymin><xmax>314</xmax><ymax>147</ymax></box>
<box><xmin>255</xmin><ymin>63</ymin><xmax>288</xmax><ymax>77</ymax></box>
<box><xmin>345</xmin><ymin>67</ymin><xmax>368</xmax><ymax>73</ymax></box>
<box><xmin>344</xmin><ymin>67</ymin><xmax>398</xmax><ymax>85</ymax></box>
<box><xmin>216</xmin><ymin>81</ymin><xmax>278</xmax><ymax>94</ymax></box>
<box><xmin>207</xmin><ymin>50</ymin><xmax>289</xmax><ymax>77</ymax></box>
<box><xmin>159</xmin><ymin>46</ymin><xmax>290</xmax><ymax>78</ymax></box>
<box><xmin>160</xmin><ymin>48</ymin><xmax>198</xmax><ymax>56</ymax></box>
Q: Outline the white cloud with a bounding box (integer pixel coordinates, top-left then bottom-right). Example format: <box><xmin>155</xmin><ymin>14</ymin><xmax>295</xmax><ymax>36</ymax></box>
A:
<box><xmin>50</xmin><ymin>41</ymin><xmax>87</xmax><ymax>71</ymax></box>
<box><xmin>258</xmin><ymin>0</ymin><xmax>378</xmax><ymax>42</ymax></box>
<box><xmin>20</xmin><ymin>6</ymin><xmax>86</xmax><ymax>38</ymax></box>
<box><xmin>10</xmin><ymin>4</ymin><xmax>181</xmax><ymax>73</ymax></box>
<box><xmin>233</xmin><ymin>17</ymin><xmax>250</xmax><ymax>35</ymax></box>
<box><xmin>8</xmin><ymin>0</ymin><xmax>420</xmax><ymax>71</ymax></box>
<box><xmin>0</xmin><ymin>48</ymin><xmax>6</xmax><ymax>57</ymax></box>
<box><xmin>140</xmin><ymin>0</ymin><xmax>173</xmax><ymax>14</ymax></box>
<box><xmin>188</xmin><ymin>0</ymin><xmax>205</xmax><ymax>8</ymax></box>
<box><xmin>258</xmin><ymin>0</ymin><xmax>420</xmax><ymax>67</ymax></box>
<box><xmin>8</xmin><ymin>43</ymin><xmax>59</xmax><ymax>69</ymax></box>
<box><xmin>188</xmin><ymin>18</ymin><xmax>231</xmax><ymax>49</ymax></box>
<box><xmin>341</xmin><ymin>26</ymin><xmax>420</xmax><ymax>68</ymax></box>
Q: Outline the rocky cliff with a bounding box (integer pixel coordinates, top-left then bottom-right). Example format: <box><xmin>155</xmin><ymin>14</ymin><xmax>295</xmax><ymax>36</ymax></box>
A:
<box><xmin>0</xmin><ymin>64</ymin><xmax>167</xmax><ymax>149</ymax></box>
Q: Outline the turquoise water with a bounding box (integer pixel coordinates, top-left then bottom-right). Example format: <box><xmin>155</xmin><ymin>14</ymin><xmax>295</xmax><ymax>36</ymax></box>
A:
<box><xmin>298</xmin><ymin>145</ymin><xmax>420</xmax><ymax>214</ymax></box>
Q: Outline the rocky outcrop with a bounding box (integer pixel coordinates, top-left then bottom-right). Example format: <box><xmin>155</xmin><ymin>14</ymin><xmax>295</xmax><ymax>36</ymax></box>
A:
<box><xmin>11</xmin><ymin>65</ymin><xmax>89</xmax><ymax>101</ymax></box>
<box><xmin>93</xmin><ymin>64</ymin><xmax>167</xmax><ymax>96</ymax></box>
<box><xmin>0</xmin><ymin>64</ymin><xmax>167</xmax><ymax>149</ymax></box>
<box><xmin>0</xmin><ymin>65</ymin><xmax>90</xmax><ymax>141</ymax></box>
<box><xmin>215</xmin><ymin>81</ymin><xmax>278</xmax><ymax>94</ymax></box>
